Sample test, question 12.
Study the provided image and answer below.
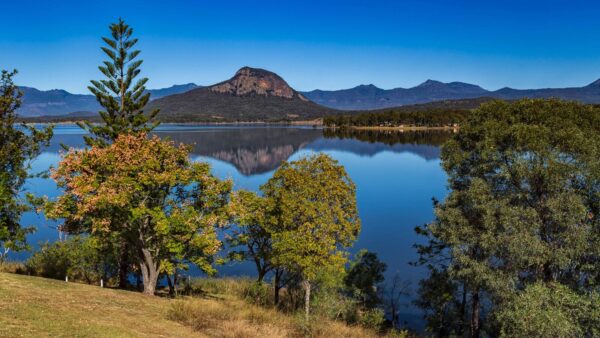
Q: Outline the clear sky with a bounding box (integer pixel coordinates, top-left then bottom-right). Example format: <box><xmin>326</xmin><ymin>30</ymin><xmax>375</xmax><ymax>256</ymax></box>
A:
<box><xmin>1</xmin><ymin>0</ymin><xmax>599</xmax><ymax>93</ymax></box>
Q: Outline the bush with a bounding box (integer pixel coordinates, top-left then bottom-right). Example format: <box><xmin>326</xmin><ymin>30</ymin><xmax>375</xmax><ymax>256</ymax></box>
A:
<box><xmin>0</xmin><ymin>261</ymin><xmax>27</xmax><ymax>274</ymax></box>
<box><xmin>358</xmin><ymin>308</ymin><xmax>386</xmax><ymax>331</ymax></box>
<box><xmin>26</xmin><ymin>236</ymin><xmax>117</xmax><ymax>284</ymax></box>
<box><xmin>311</xmin><ymin>287</ymin><xmax>360</xmax><ymax>323</ymax></box>
<box><xmin>244</xmin><ymin>281</ymin><xmax>271</xmax><ymax>306</ymax></box>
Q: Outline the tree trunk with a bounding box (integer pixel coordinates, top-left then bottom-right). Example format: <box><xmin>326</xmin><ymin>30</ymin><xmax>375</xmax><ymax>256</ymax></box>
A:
<box><xmin>139</xmin><ymin>248</ymin><xmax>159</xmax><ymax>296</ymax></box>
<box><xmin>257</xmin><ymin>269</ymin><xmax>266</xmax><ymax>283</ymax></box>
<box><xmin>173</xmin><ymin>273</ymin><xmax>179</xmax><ymax>297</ymax></box>
<box><xmin>167</xmin><ymin>275</ymin><xmax>175</xmax><ymax>296</ymax></box>
<box><xmin>470</xmin><ymin>290</ymin><xmax>480</xmax><ymax>338</ymax></box>
<box><xmin>274</xmin><ymin>269</ymin><xmax>282</xmax><ymax>306</ymax></box>
<box><xmin>459</xmin><ymin>284</ymin><xmax>467</xmax><ymax>336</ymax></box>
<box><xmin>302</xmin><ymin>279</ymin><xmax>311</xmax><ymax>320</ymax></box>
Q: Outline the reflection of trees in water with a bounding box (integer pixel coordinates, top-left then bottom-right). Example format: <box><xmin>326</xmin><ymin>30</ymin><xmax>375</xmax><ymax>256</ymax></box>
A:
<box><xmin>313</xmin><ymin>129</ymin><xmax>453</xmax><ymax>160</ymax></box>
<box><xmin>324</xmin><ymin>128</ymin><xmax>453</xmax><ymax>145</ymax></box>
<box><xmin>323</xmin><ymin>129</ymin><xmax>453</xmax><ymax>146</ymax></box>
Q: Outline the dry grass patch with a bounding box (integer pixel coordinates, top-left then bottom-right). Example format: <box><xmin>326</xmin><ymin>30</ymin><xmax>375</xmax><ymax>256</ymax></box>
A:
<box><xmin>167</xmin><ymin>297</ymin><xmax>385</xmax><ymax>338</ymax></box>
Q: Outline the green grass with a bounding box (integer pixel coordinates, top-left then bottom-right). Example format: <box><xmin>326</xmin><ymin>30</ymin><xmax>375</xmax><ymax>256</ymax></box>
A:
<box><xmin>0</xmin><ymin>273</ymin><xmax>398</xmax><ymax>338</ymax></box>
<box><xmin>0</xmin><ymin>272</ymin><xmax>201</xmax><ymax>337</ymax></box>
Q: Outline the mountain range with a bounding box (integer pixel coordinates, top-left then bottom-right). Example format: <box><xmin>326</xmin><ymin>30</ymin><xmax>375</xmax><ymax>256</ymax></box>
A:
<box><xmin>16</xmin><ymin>66</ymin><xmax>600</xmax><ymax>120</ymax></box>
<box><xmin>301</xmin><ymin>79</ymin><xmax>600</xmax><ymax>110</ymax></box>
<box><xmin>17</xmin><ymin>83</ymin><xmax>200</xmax><ymax>117</ymax></box>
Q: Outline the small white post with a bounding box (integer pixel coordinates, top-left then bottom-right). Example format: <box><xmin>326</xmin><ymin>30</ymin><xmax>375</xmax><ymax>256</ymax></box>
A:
<box><xmin>100</xmin><ymin>279</ymin><xmax>104</xmax><ymax>288</ymax></box>
<box><xmin>65</xmin><ymin>275</ymin><xmax>69</xmax><ymax>283</ymax></box>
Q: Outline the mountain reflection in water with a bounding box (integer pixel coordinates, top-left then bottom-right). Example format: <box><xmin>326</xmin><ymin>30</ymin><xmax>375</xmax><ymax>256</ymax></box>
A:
<box><xmin>44</xmin><ymin>126</ymin><xmax>452</xmax><ymax>175</ymax></box>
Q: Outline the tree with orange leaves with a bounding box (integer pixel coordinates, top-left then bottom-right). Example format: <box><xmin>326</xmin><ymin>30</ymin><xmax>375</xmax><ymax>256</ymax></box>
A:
<box><xmin>46</xmin><ymin>133</ymin><xmax>232</xmax><ymax>295</ymax></box>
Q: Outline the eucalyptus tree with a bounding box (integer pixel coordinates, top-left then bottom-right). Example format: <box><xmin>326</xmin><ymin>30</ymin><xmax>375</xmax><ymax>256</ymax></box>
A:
<box><xmin>262</xmin><ymin>153</ymin><xmax>361</xmax><ymax>319</ymax></box>
<box><xmin>0</xmin><ymin>69</ymin><xmax>52</xmax><ymax>261</ymax></box>
<box><xmin>228</xmin><ymin>190</ymin><xmax>274</xmax><ymax>283</ymax></box>
<box><xmin>344</xmin><ymin>249</ymin><xmax>387</xmax><ymax>309</ymax></box>
<box><xmin>415</xmin><ymin>99</ymin><xmax>600</xmax><ymax>336</ymax></box>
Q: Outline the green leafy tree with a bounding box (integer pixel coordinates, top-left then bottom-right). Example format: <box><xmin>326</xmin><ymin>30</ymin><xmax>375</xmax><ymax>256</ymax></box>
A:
<box><xmin>228</xmin><ymin>190</ymin><xmax>274</xmax><ymax>282</ymax></box>
<box><xmin>0</xmin><ymin>69</ymin><xmax>52</xmax><ymax>261</ymax></box>
<box><xmin>415</xmin><ymin>99</ymin><xmax>600</xmax><ymax>336</ymax></box>
<box><xmin>79</xmin><ymin>18</ymin><xmax>159</xmax><ymax>147</ymax></box>
<box><xmin>344</xmin><ymin>249</ymin><xmax>387</xmax><ymax>309</ymax></box>
<box><xmin>46</xmin><ymin>134</ymin><xmax>232</xmax><ymax>295</ymax></box>
<box><xmin>262</xmin><ymin>153</ymin><xmax>361</xmax><ymax>319</ymax></box>
<box><xmin>495</xmin><ymin>283</ymin><xmax>600</xmax><ymax>337</ymax></box>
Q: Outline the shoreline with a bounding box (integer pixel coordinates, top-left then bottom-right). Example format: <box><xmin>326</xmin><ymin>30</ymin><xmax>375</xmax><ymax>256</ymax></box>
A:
<box><xmin>325</xmin><ymin>125</ymin><xmax>459</xmax><ymax>131</ymax></box>
<box><xmin>23</xmin><ymin>119</ymin><xmax>324</xmax><ymax>127</ymax></box>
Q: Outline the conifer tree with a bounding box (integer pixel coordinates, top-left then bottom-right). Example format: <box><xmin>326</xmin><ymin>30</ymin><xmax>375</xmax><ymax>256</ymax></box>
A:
<box><xmin>79</xmin><ymin>18</ymin><xmax>159</xmax><ymax>146</ymax></box>
<box><xmin>78</xmin><ymin>19</ymin><xmax>159</xmax><ymax>288</ymax></box>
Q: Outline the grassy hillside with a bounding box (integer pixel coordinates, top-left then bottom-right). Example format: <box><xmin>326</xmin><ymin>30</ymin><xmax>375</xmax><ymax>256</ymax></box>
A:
<box><xmin>0</xmin><ymin>272</ymin><xmax>201</xmax><ymax>337</ymax></box>
<box><xmin>0</xmin><ymin>273</ymin><xmax>389</xmax><ymax>338</ymax></box>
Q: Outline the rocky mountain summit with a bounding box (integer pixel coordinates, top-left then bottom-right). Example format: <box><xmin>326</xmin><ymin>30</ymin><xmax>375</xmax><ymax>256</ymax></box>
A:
<box><xmin>148</xmin><ymin>67</ymin><xmax>334</xmax><ymax>122</ymax></box>
<box><xmin>210</xmin><ymin>67</ymin><xmax>308</xmax><ymax>101</ymax></box>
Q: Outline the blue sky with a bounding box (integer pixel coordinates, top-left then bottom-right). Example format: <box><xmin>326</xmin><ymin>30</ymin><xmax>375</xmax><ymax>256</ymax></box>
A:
<box><xmin>1</xmin><ymin>0</ymin><xmax>600</xmax><ymax>93</ymax></box>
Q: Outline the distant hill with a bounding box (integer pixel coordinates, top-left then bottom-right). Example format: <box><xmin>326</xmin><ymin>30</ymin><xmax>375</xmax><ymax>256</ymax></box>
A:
<box><xmin>16</xmin><ymin>83</ymin><xmax>199</xmax><ymax>117</ymax></box>
<box><xmin>364</xmin><ymin>97</ymin><xmax>495</xmax><ymax>113</ymax></box>
<box><xmin>148</xmin><ymin>67</ymin><xmax>337</xmax><ymax>122</ymax></box>
<box><xmin>147</xmin><ymin>83</ymin><xmax>200</xmax><ymax>99</ymax></box>
<box><xmin>302</xmin><ymin>79</ymin><xmax>600</xmax><ymax>110</ymax></box>
<box><xmin>17</xmin><ymin>87</ymin><xmax>101</xmax><ymax>117</ymax></box>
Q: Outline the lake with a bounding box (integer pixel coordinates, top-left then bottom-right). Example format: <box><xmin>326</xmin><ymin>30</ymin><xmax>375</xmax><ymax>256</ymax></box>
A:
<box><xmin>17</xmin><ymin>124</ymin><xmax>451</xmax><ymax>328</ymax></box>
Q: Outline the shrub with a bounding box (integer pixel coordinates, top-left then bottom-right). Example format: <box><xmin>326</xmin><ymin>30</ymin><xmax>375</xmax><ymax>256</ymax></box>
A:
<box><xmin>0</xmin><ymin>261</ymin><xmax>27</xmax><ymax>274</ymax></box>
<box><xmin>26</xmin><ymin>236</ymin><xmax>117</xmax><ymax>284</ymax></box>
<box><xmin>358</xmin><ymin>308</ymin><xmax>386</xmax><ymax>331</ymax></box>
<box><xmin>311</xmin><ymin>287</ymin><xmax>360</xmax><ymax>323</ymax></box>
<box><xmin>244</xmin><ymin>281</ymin><xmax>271</xmax><ymax>306</ymax></box>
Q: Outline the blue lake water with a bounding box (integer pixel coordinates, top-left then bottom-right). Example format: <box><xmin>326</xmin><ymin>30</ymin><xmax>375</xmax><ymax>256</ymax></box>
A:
<box><xmin>16</xmin><ymin>124</ymin><xmax>450</xmax><ymax>328</ymax></box>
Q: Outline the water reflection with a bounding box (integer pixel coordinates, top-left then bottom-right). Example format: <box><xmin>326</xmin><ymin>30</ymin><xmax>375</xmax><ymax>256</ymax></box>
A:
<box><xmin>43</xmin><ymin>126</ymin><xmax>452</xmax><ymax>175</ymax></box>
<box><xmin>317</xmin><ymin>129</ymin><xmax>452</xmax><ymax>161</ymax></box>
<box><xmin>160</xmin><ymin>127</ymin><xmax>322</xmax><ymax>175</ymax></box>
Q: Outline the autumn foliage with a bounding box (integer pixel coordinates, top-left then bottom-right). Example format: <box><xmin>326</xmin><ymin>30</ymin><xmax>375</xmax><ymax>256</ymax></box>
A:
<box><xmin>46</xmin><ymin>133</ymin><xmax>232</xmax><ymax>294</ymax></box>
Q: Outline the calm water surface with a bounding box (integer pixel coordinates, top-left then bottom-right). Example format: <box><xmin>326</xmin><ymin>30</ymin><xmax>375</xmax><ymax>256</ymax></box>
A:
<box><xmin>18</xmin><ymin>125</ymin><xmax>451</xmax><ymax>328</ymax></box>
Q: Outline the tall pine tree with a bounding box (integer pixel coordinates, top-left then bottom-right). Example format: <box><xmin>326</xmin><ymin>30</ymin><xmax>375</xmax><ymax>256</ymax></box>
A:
<box><xmin>78</xmin><ymin>19</ymin><xmax>159</xmax><ymax>288</ymax></box>
<box><xmin>79</xmin><ymin>18</ymin><xmax>159</xmax><ymax>146</ymax></box>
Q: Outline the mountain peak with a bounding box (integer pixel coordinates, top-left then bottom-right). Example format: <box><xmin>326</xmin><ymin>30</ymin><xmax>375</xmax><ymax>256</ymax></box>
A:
<box><xmin>416</xmin><ymin>79</ymin><xmax>444</xmax><ymax>87</ymax></box>
<box><xmin>211</xmin><ymin>67</ymin><xmax>299</xmax><ymax>99</ymax></box>
<box><xmin>355</xmin><ymin>84</ymin><xmax>380</xmax><ymax>89</ymax></box>
<box><xmin>586</xmin><ymin>78</ymin><xmax>600</xmax><ymax>87</ymax></box>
